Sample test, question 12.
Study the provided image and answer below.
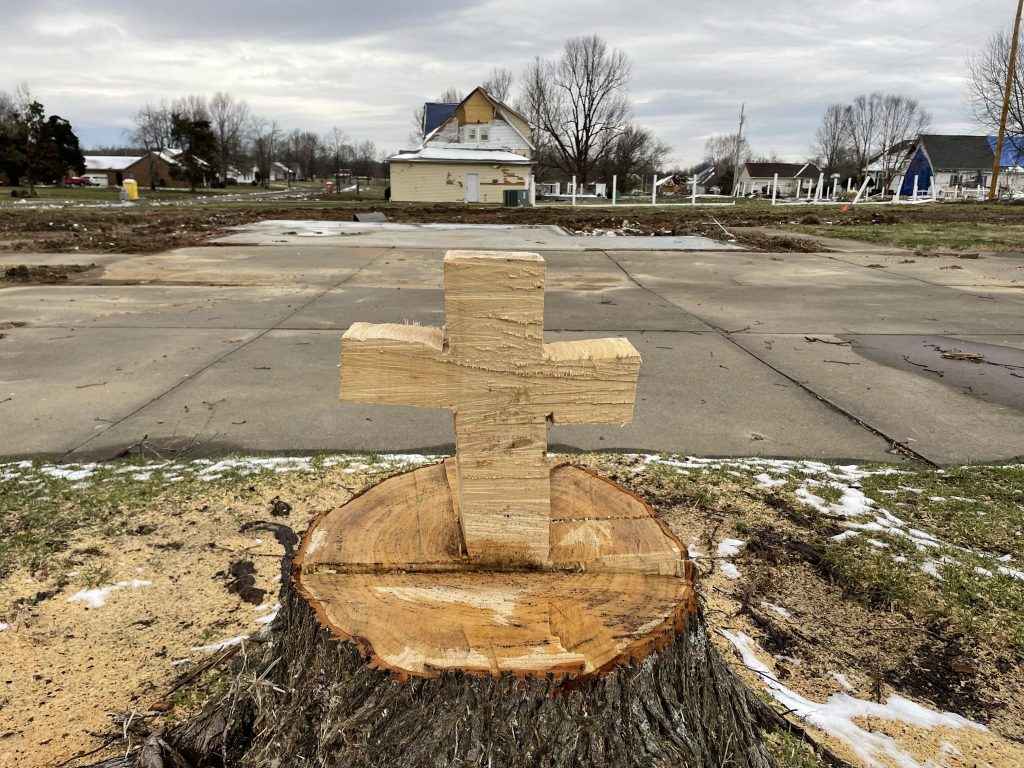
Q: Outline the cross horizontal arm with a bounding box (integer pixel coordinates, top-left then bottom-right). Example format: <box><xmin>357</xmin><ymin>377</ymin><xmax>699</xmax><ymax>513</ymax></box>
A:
<box><xmin>538</xmin><ymin>338</ymin><xmax>641</xmax><ymax>425</ymax></box>
<box><xmin>340</xmin><ymin>322</ymin><xmax>456</xmax><ymax>408</ymax></box>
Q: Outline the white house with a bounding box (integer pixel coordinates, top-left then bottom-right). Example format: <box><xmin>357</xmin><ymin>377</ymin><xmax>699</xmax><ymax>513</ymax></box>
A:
<box><xmin>389</xmin><ymin>87</ymin><xmax>536</xmax><ymax>204</ymax></box>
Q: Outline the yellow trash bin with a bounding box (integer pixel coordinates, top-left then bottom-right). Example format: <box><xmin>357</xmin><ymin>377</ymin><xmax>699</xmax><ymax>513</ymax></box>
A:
<box><xmin>122</xmin><ymin>179</ymin><xmax>139</xmax><ymax>201</ymax></box>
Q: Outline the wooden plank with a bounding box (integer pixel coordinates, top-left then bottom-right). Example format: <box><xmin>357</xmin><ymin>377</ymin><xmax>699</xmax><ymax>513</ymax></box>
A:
<box><xmin>339</xmin><ymin>322</ymin><xmax>454</xmax><ymax>407</ymax></box>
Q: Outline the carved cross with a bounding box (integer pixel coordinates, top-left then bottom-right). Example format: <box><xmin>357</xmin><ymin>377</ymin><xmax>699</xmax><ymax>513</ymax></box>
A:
<box><xmin>340</xmin><ymin>250</ymin><xmax>641</xmax><ymax>567</ymax></box>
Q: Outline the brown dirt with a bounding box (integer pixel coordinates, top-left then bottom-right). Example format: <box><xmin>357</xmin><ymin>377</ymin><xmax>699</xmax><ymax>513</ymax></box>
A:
<box><xmin>3</xmin><ymin>200</ymin><xmax>1017</xmax><ymax>257</ymax></box>
<box><xmin>2</xmin><ymin>263</ymin><xmax>97</xmax><ymax>284</ymax></box>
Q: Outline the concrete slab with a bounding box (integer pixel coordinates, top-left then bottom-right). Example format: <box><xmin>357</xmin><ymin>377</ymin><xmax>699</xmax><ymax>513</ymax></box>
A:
<box><xmin>279</xmin><ymin>287</ymin><xmax>447</xmax><ymax>330</ymax></box>
<box><xmin>609</xmin><ymin>250</ymin><xmax>912</xmax><ymax>288</ymax></box>
<box><xmin>730</xmin><ymin>333</ymin><xmax>1024</xmax><ymax>464</ymax></box>
<box><xmin>648</xmin><ymin>283</ymin><xmax>1024</xmax><ymax>335</ymax></box>
<box><xmin>212</xmin><ymin>220</ymin><xmax>738</xmax><ymax>252</ymax></box>
<box><xmin>66</xmin><ymin>329</ymin><xmax>896</xmax><ymax>463</ymax></box>
<box><xmin>0</xmin><ymin>326</ymin><xmax>262</xmax><ymax>456</ymax></box>
<box><xmin>823</xmin><ymin>248</ymin><xmax>1024</xmax><ymax>289</ymax></box>
<box><xmin>0</xmin><ymin>285</ymin><xmax>318</xmax><ymax>328</ymax></box>
<box><xmin>85</xmin><ymin>246</ymin><xmax>386</xmax><ymax>287</ymax></box>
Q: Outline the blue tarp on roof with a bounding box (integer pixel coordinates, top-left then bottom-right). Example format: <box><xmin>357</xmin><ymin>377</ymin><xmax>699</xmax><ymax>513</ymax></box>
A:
<box><xmin>986</xmin><ymin>135</ymin><xmax>1024</xmax><ymax>167</ymax></box>
<box><xmin>900</xmin><ymin>148</ymin><xmax>932</xmax><ymax>195</ymax></box>
<box><xmin>423</xmin><ymin>103</ymin><xmax>458</xmax><ymax>136</ymax></box>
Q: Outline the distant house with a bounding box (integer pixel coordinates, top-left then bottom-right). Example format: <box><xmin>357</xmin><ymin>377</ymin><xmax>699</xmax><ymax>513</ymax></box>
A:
<box><xmin>389</xmin><ymin>86</ymin><xmax>536</xmax><ymax>203</ymax></box>
<box><xmin>888</xmin><ymin>134</ymin><xmax>1024</xmax><ymax>195</ymax></box>
<box><xmin>83</xmin><ymin>153</ymin><xmax>184</xmax><ymax>188</ymax></box>
<box><xmin>736</xmin><ymin>162</ymin><xmax>822</xmax><ymax>197</ymax></box>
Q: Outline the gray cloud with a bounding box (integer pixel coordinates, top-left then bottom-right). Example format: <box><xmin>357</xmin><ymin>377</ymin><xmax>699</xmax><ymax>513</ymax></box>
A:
<box><xmin>1</xmin><ymin>0</ymin><xmax>1008</xmax><ymax>165</ymax></box>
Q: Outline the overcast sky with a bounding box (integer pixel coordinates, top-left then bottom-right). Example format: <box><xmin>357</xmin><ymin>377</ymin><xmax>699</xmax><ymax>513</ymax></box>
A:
<box><xmin>1</xmin><ymin>0</ymin><xmax>1011</xmax><ymax>166</ymax></box>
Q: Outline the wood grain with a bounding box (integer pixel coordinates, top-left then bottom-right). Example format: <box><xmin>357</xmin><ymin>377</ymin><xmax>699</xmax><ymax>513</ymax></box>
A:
<box><xmin>338</xmin><ymin>250</ymin><xmax>641</xmax><ymax>566</ymax></box>
<box><xmin>295</xmin><ymin>462</ymin><xmax>693</xmax><ymax>678</ymax></box>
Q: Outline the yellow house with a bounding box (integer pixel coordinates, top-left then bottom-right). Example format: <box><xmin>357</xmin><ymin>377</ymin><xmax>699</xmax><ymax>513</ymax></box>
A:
<box><xmin>389</xmin><ymin>87</ymin><xmax>536</xmax><ymax>204</ymax></box>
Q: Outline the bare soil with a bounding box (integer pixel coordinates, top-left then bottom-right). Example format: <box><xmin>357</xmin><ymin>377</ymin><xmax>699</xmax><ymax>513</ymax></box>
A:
<box><xmin>2</xmin><ymin>201</ymin><xmax>1018</xmax><ymax>256</ymax></box>
<box><xmin>2</xmin><ymin>263</ymin><xmax>98</xmax><ymax>284</ymax></box>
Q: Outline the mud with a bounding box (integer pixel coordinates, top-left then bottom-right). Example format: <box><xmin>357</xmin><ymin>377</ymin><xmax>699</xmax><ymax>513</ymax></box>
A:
<box><xmin>4</xmin><ymin>200</ymin><xmax>1017</xmax><ymax>256</ymax></box>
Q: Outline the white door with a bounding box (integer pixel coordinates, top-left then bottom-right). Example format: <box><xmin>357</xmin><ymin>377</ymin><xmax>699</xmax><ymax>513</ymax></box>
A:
<box><xmin>465</xmin><ymin>172</ymin><xmax>480</xmax><ymax>203</ymax></box>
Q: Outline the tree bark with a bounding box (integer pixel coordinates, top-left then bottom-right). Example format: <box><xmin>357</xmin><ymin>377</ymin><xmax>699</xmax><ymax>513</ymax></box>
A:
<box><xmin>153</xmin><ymin>587</ymin><xmax>775</xmax><ymax>768</ymax></box>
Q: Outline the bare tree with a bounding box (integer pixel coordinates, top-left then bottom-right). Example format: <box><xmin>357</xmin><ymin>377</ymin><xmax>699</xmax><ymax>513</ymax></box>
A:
<box><xmin>968</xmin><ymin>25</ymin><xmax>1024</xmax><ymax>139</ymax></box>
<box><xmin>701</xmin><ymin>132</ymin><xmax>750</xmax><ymax>194</ymax></box>
<box><xmin>286</xmin><ymin>129</ymin><xmax>320</xmax><ymax>181</ymax></box>
<box><xmin>208</xmin><ymin>92</ymin><xmax>250</xmax><ymax>183</ymax></box>
<box><xmin>876</xmin><ymin>94</ymin><xmax>930</xmax><ymax>188</ymax></box>
<box><xmin>520</xmin><ymin>35</ymin><xmax>632</xmax><ymax>184</ymax></box>
<box><xmin>599</xmin><ymin>124</ymin><xmax>671</xmax><ymax>190</ymax></box>
<box><xmin>481</xmin><ymin>67</ymin><xmax>513</xmax><ymax>102</ymax></box>
<box><xmin>249</xmin><ymin>117</ymin><xmax>281</xmax><ymax>187</ymax></box>
<box><xmin>846</xmin><ymin>92</ymin><xmax>882</xmax><ymax>178</ymax></box>
<box><xmin>171</xmin><ymin>94</ymin><xmax>209</xmax><ymax>123</ymax></box>
<box><xmin>129</xmin><ymin>102</ymin><xmax>174</xmax><ymax>188</ymax></box>
<box><xmin>323</xmin><ymin>126</ymin><xmax>352</xmax><ymax>187</ymax></box>
<box><xmin>810</xmin><ymin>103</ymin><xmax>851</xmax><ymax>176</ymax></box>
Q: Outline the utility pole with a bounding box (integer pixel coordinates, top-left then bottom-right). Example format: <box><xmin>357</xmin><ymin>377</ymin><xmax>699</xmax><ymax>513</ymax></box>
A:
<box><xmin>989</xmin><ymin>0</ymin><xmax>1024</xmax><ymax>200</ymax></box>
<box><xmin>731</xmin><ymin>104</ymin><xmax>746</xmax><ymax>196</ymax></box>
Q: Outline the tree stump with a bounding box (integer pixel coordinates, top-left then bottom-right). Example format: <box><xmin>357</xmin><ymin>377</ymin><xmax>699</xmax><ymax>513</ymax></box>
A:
<box><xmin>146</xmin><ymin>460</ymin><xmax>775</xmax><ymax>768</ymax></box>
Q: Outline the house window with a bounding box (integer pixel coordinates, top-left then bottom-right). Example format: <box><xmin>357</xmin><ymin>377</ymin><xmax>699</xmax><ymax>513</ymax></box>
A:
<box><xmin>467</xmin><ymin>127</ymin><xmax>477</xmax><ymax>141</ymax></box>
<box><xmin>479</xmin><ymin>127</ymin><xmax>489</xmax><ymax>142</ymax></box>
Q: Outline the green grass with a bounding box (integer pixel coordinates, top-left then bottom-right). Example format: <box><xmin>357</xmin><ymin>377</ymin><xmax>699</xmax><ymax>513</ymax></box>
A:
<box><xmin>793</xmin><ymin>221</ymin><xmax>1024</xmax><ymax>252</ymax></box>
<box><xmin>765</xmin><ymin>729</ymin><xmax>825</xmax><ymax>768</ymax></box>
<box><xmin>0</xmin><ymin>453</ymin><xmax>410</xmax><ymax>580</ymax></box>
<box><xmin>635</xmin><ymin>455</ymin><xmax>1024</xmax><ymax>651</ymax></box>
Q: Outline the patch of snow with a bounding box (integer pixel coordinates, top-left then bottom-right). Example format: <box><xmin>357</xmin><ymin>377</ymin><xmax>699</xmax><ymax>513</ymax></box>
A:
<box><xmin>832</xmin><ymin>530</ymin><xmax>859</xmax><ymax>542</ymax></box>
<box><xmin>255</xmin><ymin>603</ymin><xmax>281</xmax><ymax>625</ymax></box>
<box><xmin>720</xmin><ymin>630</ymin><xmax>986</xmax><ymax>768</ymax></box>
<box><xmin>754</xmin><ymin>473</ymin><xmax>787</xmax><ymax>488</ymax></box>
<box><xmin>920</xmin><ymin>561</ymin><xmax>944</xmax><ymax>580</ymax></box>
<box><xmin>67</xmin><ymin>578</ymin><xmax>151</xmax><ymax>608</ymax></box>
<box><xmin>38</xmin><ymin>463</ymin><xmax>98</xmax><ymax>482</ymax></box>
<box><xmin>831</xmin><ymin>672</ymin><xmax>856</xmax><ymax>692</ymax></box>
<box><xmin>716</xmin><ymin>538</ymin><xmax>745</xmax><ymax>558</ymax></box>
<box><xmin>762</xmin><ymin>602</ymin><xmax>791</xmax><ymax>618</ymax></box>
<box><xmin>191</xmin><ymin>635</ymin><xmax>248</xmax><ymax>653</ymax></box>
<box><xmin>719</xmin><ymin>562</ymin><xmax>742</xmax><ymax>579</ymax></box>
<box><xmin>0</xmin><ymin>621</ymin><xmax>9</xmax><ymax>631</ymax></box>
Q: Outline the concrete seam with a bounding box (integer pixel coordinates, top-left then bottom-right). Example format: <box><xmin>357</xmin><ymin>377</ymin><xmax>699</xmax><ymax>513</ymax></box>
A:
<box><xmin>62</xmin><ymin>250</ymin><xmax>390</xmax><ymax>459</ymax></box>
<box><xmin>600</xmin><ymin>249</ymin><xmax>937</xmax><ymax>467</ymax></box>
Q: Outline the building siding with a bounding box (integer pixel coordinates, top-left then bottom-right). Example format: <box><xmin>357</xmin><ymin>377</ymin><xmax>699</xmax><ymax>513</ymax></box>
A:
<box><xmin>390</xmin><ymin>161</ymin><xmax>530</xmax><ymax>203</ymax></box>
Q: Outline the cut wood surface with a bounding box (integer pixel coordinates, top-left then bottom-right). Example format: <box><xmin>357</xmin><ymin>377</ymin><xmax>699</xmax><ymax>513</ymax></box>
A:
<box><xmin>295</xmin><ymin>460</ymin><xmax>691</xmax><ymax>678</ymax></box>
<box><xmin>339</xmin><ymin>250</ymin><xmax>641</xmax><ymax>567</ymax></box>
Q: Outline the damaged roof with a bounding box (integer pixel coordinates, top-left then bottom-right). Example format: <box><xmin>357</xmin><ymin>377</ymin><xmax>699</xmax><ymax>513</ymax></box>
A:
<box><xmin>744</xmin><ymin>162</ymin><xmax>821</xmax><ymax>179</ymax></box>
<box><xmin>389</xmin><ymin>147</ymin><xmax>534</xmax><ymax>164</ymax></box>
<box><xmin>422</xmin><ymin>103</ymin><xmax>459</xmax><ymax>136</ymax></box>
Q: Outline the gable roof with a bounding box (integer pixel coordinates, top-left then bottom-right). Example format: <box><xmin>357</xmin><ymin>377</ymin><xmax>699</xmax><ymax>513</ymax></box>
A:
<box><xmin>919</xmin><ymin>135</ymin><xmax>994</xmax><ymax>170</ymax></box>
<box><xmin>744</xmin><ymin>162</ymin><xmax>821</xmax><ymax>179</ymax></box>
<box><xmin>84</xmin><ymin>155</ymin><xmax>143</xmax><ymax>171</ymax></box>
<box><xmin>420</xmin><ymin>87</ymin><xmax>533</xmax><ymax>150</ymax></box>
<box><xmin>423</xmin><ymin>103</ymin><xmax>459</xmax><ymax>136</ymax></box>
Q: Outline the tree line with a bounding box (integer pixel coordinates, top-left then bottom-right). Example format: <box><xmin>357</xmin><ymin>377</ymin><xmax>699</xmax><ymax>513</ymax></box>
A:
<box><xmin>129</xmin><ymin>94</ymin><xmax>384</xmax><ymax>190</ymax></box>
<box><xmin>0</xmin><ymin>85</ymin><xmax>85</xmax><ymax>190</ymax></box>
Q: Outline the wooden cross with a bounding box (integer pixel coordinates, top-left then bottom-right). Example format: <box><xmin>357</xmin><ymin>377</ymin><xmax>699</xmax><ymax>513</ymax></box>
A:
<box><xmin>340</xmin><ymin>250</ymin><xmax>641</xmax><ymax>567</ymax></box>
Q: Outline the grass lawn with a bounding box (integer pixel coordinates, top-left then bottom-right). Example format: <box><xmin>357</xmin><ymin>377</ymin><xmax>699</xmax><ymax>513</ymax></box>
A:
<box><xmin>793</xmin><ymin>220</ymin><xmax>1024</xmax><ymax>252</ymax></box>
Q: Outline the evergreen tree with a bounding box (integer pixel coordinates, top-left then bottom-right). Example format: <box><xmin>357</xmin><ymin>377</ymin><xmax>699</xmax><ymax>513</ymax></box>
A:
<box><xmin>170</xmin><ymin>113</ymin><xmax>217</xmax><ymax>191</ymax></box>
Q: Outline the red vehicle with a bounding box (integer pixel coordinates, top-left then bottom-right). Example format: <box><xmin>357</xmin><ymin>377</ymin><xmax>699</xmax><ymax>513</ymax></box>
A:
<box><xmin>62</xmin><ymin>176</ymin><xmax>94</xmax><ymax>187</ymax></box>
